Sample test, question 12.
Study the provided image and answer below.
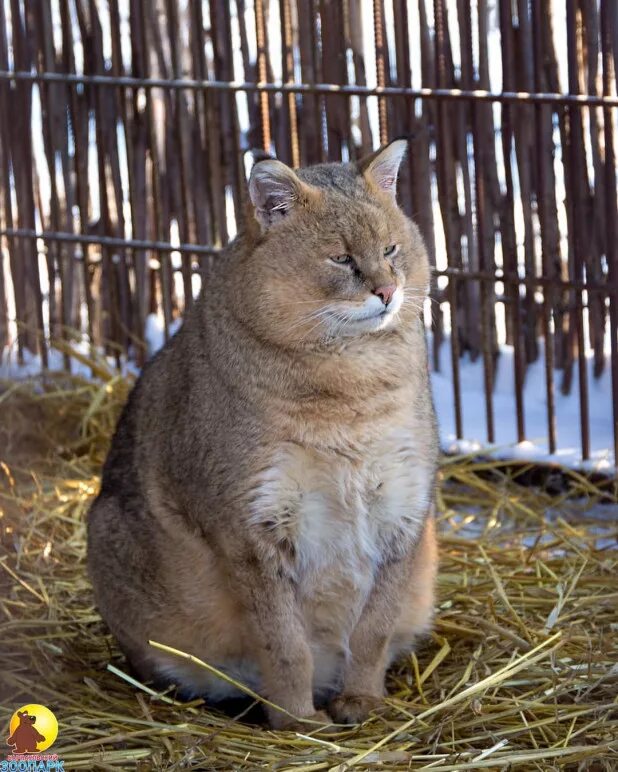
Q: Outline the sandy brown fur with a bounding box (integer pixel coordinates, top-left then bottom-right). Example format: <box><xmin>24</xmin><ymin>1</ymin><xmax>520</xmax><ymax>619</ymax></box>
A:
<box><xmin>88</xmin><ymin>142</ymin><xmax>439</xmax><ymax>727</ymax></box>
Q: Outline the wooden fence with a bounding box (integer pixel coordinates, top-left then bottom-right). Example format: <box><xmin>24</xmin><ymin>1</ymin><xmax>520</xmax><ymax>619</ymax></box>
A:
<box><xmin>0</xmin><ymin>0</ymin><xmax>616</xmax><ymax>465</ymax></box>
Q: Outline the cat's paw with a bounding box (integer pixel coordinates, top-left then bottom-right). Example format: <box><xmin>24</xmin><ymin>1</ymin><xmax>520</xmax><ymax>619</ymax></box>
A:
<box><xmin>274</xmin><ymin>709</ymin><xmax>333</xmax><ymax>733</ymax></box>
<box><xmin>328</xmin><ymin>694</ymin><xmax>384</xmax><ymax>724</ymax></box>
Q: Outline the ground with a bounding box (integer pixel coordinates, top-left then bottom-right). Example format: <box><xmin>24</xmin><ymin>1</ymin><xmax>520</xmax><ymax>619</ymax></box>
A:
<box><xmin>0</xmin><ymin>368</ymin><xmax>616</xmax><ymax>770</ymax></box>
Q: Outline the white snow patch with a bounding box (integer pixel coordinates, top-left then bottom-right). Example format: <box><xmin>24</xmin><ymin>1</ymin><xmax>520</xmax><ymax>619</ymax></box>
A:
<box><xmin>431</xmin><ymin>334</ymin><xmax>615</xmax><ymax>471</ymax></box>
<box><xmin>1</xmin><ymin>322</ymin><xmax>614</xmax><ymax>473</ymax></box>
<box><xmin>144</xmin><ymin>313</ymin><xmax>182</xmax><ymax>359</ymax></box>
<box><xmin>0</xmin><ymin>339</ymin><xmax>138</xmax><ymax>380</ymax></box>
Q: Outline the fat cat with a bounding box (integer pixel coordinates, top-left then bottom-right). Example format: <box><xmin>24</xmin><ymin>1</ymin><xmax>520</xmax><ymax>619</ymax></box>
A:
<box><xmin>87</xmin><ymin>140</ymin><xmax>439</xmax><ymax>729</ymax></box>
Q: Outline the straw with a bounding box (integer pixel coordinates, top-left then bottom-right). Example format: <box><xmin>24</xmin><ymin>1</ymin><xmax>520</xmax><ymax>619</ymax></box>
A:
<box><xmin>1</xmin><ymin>363</ymin><xmax>617</xmax><ymax>769</ymax></box>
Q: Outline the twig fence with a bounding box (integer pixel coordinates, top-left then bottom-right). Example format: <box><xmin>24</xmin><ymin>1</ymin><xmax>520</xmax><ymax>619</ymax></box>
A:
<box><xmin>0</xmin><ymin>0</ymin><xmax>616</xmax><ymax>466</ymax></box>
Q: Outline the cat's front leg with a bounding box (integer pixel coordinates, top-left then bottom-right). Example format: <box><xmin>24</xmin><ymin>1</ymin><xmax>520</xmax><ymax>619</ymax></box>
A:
<box><xmin>221</xmin><ymin>533</ymin><xmax>328</xmax><ymax>730</ymax></box>
<box><xmin>328</xmin><ymin>533</ymin><xmax>422</xmax><ymax>724</ymax></box>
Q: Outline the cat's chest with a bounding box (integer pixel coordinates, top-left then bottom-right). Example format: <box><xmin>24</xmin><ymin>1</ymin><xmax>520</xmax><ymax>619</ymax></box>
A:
<box><xmin>250</xmin><ymin>430</ymin><xmax>432</xmax><ymax>582</ymax></box>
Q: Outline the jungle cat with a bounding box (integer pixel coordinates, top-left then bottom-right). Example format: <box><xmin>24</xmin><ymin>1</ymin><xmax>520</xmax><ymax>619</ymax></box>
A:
<box><xmin>87</xmin><ymin>140</ymin><xmax>439</xmax><ymax>729</ymax></box>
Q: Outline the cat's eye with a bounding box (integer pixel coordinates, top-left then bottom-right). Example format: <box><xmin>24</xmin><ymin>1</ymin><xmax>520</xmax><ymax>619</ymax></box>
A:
<box><xmin>384</xmin><ymin>244</ymin><xmax>399</xmax><ymax>258</ymax></box>
<box><xmin>331</xmin><ymin>254</ymin><xmax>354</xmax><ymax>265</ymax></box>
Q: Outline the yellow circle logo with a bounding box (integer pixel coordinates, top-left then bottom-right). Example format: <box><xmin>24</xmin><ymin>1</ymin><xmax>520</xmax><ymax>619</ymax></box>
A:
<box><xmin>6</xmin><ymin>705</ymin><xmax>58</xmax><ymax>754</ymax></box>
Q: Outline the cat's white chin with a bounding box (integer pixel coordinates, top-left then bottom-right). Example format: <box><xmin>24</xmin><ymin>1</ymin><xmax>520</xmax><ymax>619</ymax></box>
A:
<box><xmin>343</xmin><ymin>309</ymin><xmax>399</xmax><ymax>335</ymax></box>
<box><xmin>325</xmin><ymin>307</ymin><xmax>400</xmax><ymax>338</ymax></box>
<box><xmin>330</xmin><ymin>287</ymin><xmax>404</xmax><ymax>336</ymax></box>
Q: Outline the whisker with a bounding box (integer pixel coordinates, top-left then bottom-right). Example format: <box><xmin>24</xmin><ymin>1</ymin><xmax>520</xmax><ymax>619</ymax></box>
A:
<box><xmin>286</xmin><ymin>307</ymin><xmax>334</xmax><ymax>333</ymax></box>
<box><xmin>275</xmin><ymin>299</ymin><xmax>328</xmax><ymax>308</ymax></box>
<box><xmin>402</xmin><ymin>291</ymin><xmax>441</xmax><ymax>307</ymax></box>
<box><xmin>296</xmin><ymin>310</ymin><xmax>337</xmax><ymax>342</ymax></box>
<box><xmin>327</xmin><ymin>312</ymin><xmax>356</xmax><ymax>339</ymax></box>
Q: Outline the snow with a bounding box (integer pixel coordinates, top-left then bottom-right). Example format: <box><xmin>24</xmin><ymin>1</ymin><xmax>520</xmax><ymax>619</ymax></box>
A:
<box><xmin>1</xmin><ymin>318</ymin><xmax>615</xmax><ymax>473</ymax></box>
<box><xmin>0</xmin><ymin>312</ymin><xmax>184</xmax><ymax>378</ymax></box>
<box><xmin>144</xmin><ymin>313</ymin><xmax>182</xmax><ymax>360</ymax></box>
<box><xmin>0</xmin><ymin>337</ymin><xmax>138</xmax><ymax>380</ymax></box>
<box><xmin>448</xmin><ymin>498</ymin><xmax>618</xmax><ymax>552</ymax></box>
<box><xmin>431</xmin><ymin>334</ymin><xmax>615</xmax><ymax>472</ymax></box>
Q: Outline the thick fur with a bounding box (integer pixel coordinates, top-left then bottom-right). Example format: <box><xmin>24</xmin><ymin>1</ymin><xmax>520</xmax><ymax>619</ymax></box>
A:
<box><xmin>87</xmin><ymin>143</ymin><xmax>439</xmax><ymax>728</ymax></box>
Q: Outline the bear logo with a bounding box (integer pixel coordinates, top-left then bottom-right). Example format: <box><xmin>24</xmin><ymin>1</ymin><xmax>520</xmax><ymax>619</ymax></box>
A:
<box><xmin>6</xmin><ymin>710</ymin><xmax>46</xmax><ymax>754</ymax></box>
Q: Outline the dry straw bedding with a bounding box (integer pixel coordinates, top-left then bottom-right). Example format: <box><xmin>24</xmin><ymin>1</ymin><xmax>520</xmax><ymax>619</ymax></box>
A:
<box><xmin>0</xmin><ymin>359</ymin><xmax>617</xmax><ymax>770</ymax></box>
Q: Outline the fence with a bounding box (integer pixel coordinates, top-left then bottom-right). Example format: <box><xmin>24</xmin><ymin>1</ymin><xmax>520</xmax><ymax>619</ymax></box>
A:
<box><xmin>0</xmin><ymin>0</ymin><xmax>616</xmax><ymax>468</ymax></box>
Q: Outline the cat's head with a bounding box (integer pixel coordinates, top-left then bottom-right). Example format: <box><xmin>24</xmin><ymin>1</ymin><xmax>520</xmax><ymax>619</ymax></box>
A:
<box><xmin>240</xmin><ymin>140</ymin><xmax>430</xmax><ymax>347</ymax></box>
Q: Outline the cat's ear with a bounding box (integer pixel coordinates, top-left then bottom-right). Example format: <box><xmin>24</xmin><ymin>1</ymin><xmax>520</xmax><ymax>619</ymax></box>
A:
<box><xmin>357</xmin><ymin>139</ymin><xmax>407</xmax><ymax>197</ymax></box>
<box><xmin>249</xmin><ymin>159</ymin><xmax>307</xmax><ymax>229</ymax></box>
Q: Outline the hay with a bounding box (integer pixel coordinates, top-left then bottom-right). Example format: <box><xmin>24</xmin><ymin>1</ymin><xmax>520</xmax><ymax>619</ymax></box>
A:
<box><xmin>1</xmin><ymin>361</ymin><xmax>617</xmax><ymax>770</ymax></box>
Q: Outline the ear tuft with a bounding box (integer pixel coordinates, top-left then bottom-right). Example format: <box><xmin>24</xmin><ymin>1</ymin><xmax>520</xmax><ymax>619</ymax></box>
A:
<box><xmin>249</xmin><ymin>159</ymin><xmax>302</xmax><ymax>229</ymax></box>
<box><xmin>359</xmin><ymin>139</ymin><xmax>407</xmax><ymax>196</ymax></box>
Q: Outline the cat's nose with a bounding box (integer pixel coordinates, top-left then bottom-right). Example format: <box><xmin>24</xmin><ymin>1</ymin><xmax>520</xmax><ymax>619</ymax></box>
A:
<box><xmin>372</xmin><ymin>284</ymin><xmax>397</xmax><ymax>306</ymax></box>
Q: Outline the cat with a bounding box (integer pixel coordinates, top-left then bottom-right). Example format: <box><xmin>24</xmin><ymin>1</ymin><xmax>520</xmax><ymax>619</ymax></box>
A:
<box><xmin>87</xmin><ymin>139</ymin><xmax>439</xmax><ymax>729</ymax></box>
